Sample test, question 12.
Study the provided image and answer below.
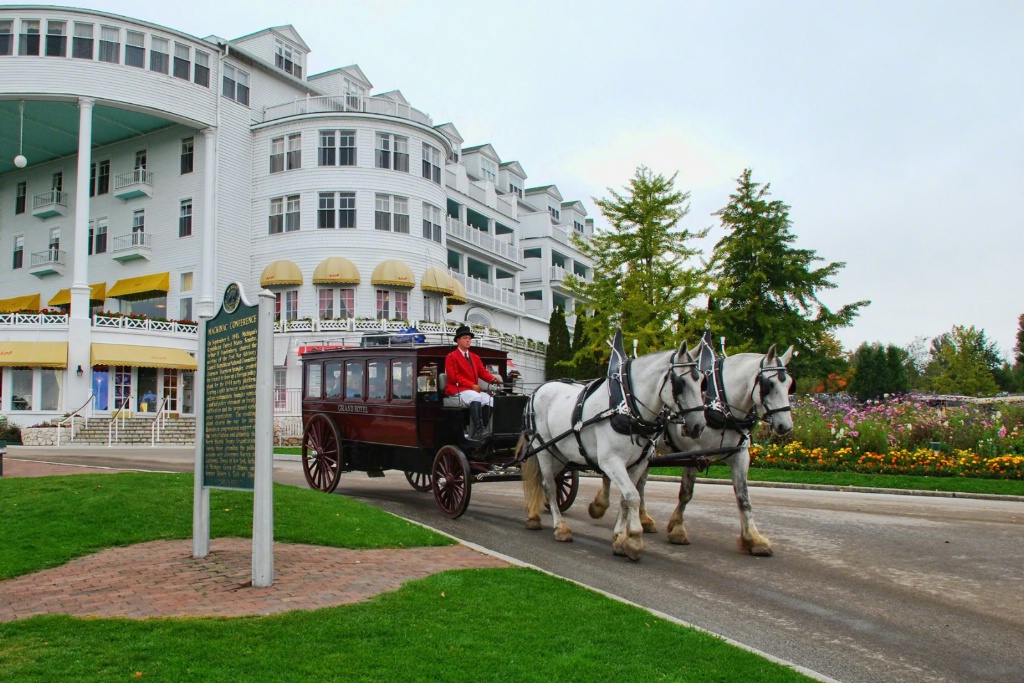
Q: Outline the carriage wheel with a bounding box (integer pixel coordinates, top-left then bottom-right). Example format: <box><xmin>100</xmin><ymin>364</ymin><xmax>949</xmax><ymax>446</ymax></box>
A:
<box><xmin>302</xmin><ymin>414</ymin><xmax>344</xmax><ymax>494</ymax></box>
<box><xmin>432</xmin><ymin>445</ymin><xmax>472</xmax><ymax>519</ymax></box>
<box><xmin>404</xmin><ymin>470</ymin><xmax>432</xmax><ymax>492</ymax></box>
<box><xmin>556</xmin><ymin>468</ymin><xmax>579</xmax><ymax>512</ymax></box>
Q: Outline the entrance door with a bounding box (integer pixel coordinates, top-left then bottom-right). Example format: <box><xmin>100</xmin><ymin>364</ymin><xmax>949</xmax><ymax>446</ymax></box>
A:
<box><xmin>114</xmin><ymin>366</ymin><xmax>132</xmax><ymax>412</ymax></box>
<box><xmin>162</xmin><ymin>368</ymin><xmax>178</xmax><ymax>413</ymax></box>
<box><xmin>137</xmin><ymin>367</ymin><xmax>158</xmax><ymax>413</ymax></box>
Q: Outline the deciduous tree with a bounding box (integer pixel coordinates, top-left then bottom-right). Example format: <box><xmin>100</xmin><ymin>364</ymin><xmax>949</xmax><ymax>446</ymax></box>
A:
<box><xmin>923</xmin><ymin>325</ymin><xmax>1001</xmax><ymax>396</ymax></box>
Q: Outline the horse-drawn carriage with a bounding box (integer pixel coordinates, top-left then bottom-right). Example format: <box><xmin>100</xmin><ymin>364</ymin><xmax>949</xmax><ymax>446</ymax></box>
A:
<box><xmin>299</xmin><ymin>339</ymin><xmax>579</xmax><ymax>518</ymax></box>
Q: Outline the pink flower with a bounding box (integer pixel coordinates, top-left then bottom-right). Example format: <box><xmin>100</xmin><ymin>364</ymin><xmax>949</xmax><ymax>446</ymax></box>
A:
<box><xmin>998</xmin><ymin>426</ymin><xmax>1007</xmax><ymax>438</ymax></box>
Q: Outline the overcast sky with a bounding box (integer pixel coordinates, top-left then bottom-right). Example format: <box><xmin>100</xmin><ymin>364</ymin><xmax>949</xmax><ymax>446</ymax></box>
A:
<box><xmin>83</xmin><ymin>0</ymin><xmax>1023</xmax><ymax>358</ymax></box>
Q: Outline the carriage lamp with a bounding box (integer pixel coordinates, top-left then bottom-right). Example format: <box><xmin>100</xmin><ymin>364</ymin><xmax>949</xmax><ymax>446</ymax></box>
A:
<box><xmin>76</xmin><ymin>365</ymin><xmax>84</xmax><ymax>377</ymax></box>
<box><xmin>14</xmin><ymin>101</ymin><xmax>28</xmax><ymax>168</ymax></box>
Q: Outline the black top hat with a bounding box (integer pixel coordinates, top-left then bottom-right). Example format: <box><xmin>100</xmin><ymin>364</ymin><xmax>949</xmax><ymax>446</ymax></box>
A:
<box><xmin>454</xmin><ymin>325</ymin><xmax>474</xmax><ymax>340</ymax></box>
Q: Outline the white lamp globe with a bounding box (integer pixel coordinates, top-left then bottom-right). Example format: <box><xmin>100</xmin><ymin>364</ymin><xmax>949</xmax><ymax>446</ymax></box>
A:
<box><xmin>14</xmin><ymin>154</ymin><xmax>27</xmax><ymax>168</ymax></box>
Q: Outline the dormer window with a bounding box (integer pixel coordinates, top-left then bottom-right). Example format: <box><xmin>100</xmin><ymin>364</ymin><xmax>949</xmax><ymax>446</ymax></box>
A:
<box><xmin>549</xmin><ymin>206</ymin><xmax>560</xmax><ymax>222</ymax></box>
<box><xmin>480</xmin><ymin>158</ymin><xmax>497</xmax><ymax>182</ymax></box>
<box><xmin>275</xmin><ymin>38</ymin><xmax>303</xmax><ymax>79</ymax></box>
<box><xmin>508</xmin><ymin>180</ymin><xmax>523</xmax><ymax>198</ymax></box>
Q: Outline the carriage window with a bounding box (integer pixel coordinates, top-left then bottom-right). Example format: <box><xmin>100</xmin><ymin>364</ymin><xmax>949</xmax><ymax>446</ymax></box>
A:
<box><xmin>306</xmin><ymin>364</ymin><xmax>322</xmax><ymax>398</ymax></box>
<box><xmin>345</xmin><ymin>361</ymin><xmax>364</xmax><ymax>399</ymax></box>
<box><xmin>325</xmin><ymin>361</ymin><xmax>342</xmax><ymax>398</ymax></box>
<box><xmin>391</xmin><ymin>360</ymin><xmax>413</xmax><ymax>400</ymax></box>
<box><xmin>368</xmin><ymin>360</ymin><xmax>388</xmax><ymax>400</ymax></box>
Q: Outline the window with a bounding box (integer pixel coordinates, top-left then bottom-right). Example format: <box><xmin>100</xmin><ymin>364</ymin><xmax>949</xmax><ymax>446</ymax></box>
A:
<box><xmin>97</xmin><ymin>160</ymin><xmax>110</xmax><ymax>195</ymax></box>
<box><xmin>305</xmin><ymin>363</ymin><xmax>322</xmax><ymax>399</ymax></box>
<box><xmin>173</xmin><ymin>42</ymin><xmax>189</xmax><ymax>79</ymax></box>
<box><xmin>286</xmin><ymin>133</ymin><xmax>301</xmax><ymax>170</ymax></box>
<box><xmin>98</xmin><ymin>25</ymin><xmax>119</xmax><ymax>63</ymax></box>
<box><xmin>194</xmin><ymin>49</ymin><xmax>210</xmax><ymax>86</ymax></box>
<box><xmin>135</xmin><ymin>149</ymin><xmax>147</xmax><ymax>171</ymax></box>
<box><xmin>549</xmin><ymin>206</ymin><xmax>560</xmax><ymax>221</ymax></box>
<box><xmin>179</xmin><ymin>199</ymin><xmax>193</xmax><ymax>237</ymax></box>
<box><xmin>392</xmin><ymin>360</ymin><xmax>413</xmax><ymax>400</ymax></box>
<box><xmin>0</xmin><ymin>20</ymin><xmax>13</xmax><ymax>56</ymax></box>
<box><xmin>274</xmin><ymin>369</ymin><xmax>287</xmax><ymax>409</ymax></box>
<box><xmin>150</xmin><ymin>36</ymin><xmax>169</xmax><ymax>73</ymax></box>
<box><xmin>269</xmin><ymin>197</ymin><xmax>284</xmax><ymax>234</ymax></box>
<box><xmin>274</xmin><ymin>39</ymin><xmax>303</xmax><ymax>78</ymax></box>
<box><xmin>125</xmin><ymin>30</ymin><xmax>144</xmax><ymax>67</ymax></box>
<box><xmin>368</xmin><ymin>360</ymin><xmax>388</xmax><ymax>400</ymax></box>
<box><xmin>318</xmin><ymin>289</ymin><xmax>334</xmax><ymax>319</ymax></box>
<box><xmin>274</xmin><ymin>290</ymin><xmax>298</xmax><ymax>321</ymax></box>
<box><xmin>132</xmin><ymin>209</ymin><xmax>145</xmax><ymax>233</ymax></box>
<box><xmin>376</xmin><ymin>133</ymin><xmax>408</xmax><ymax>171</ymax></box>
<box><xmin>422</xmin><ymin>143</ymin><xmax>441</xmax><ymax>184</ymax></box>
<box><xmin>15</xmin><ymin>182</ymin><xmax>26</xmax><ymax>214</ymax></box>
<box><xmin>10</xmin><ymin>369</ymin><xmax>32</xmax><ymax>410</ymax></box>
<box><xmin>375</xmin><ymin>194</ymin><xmax>410</xmax><ymax>233</ymax></box>
<box><xmin>319</xmin><ymin>288</ymin><xmax>356</xmax><ymax>321</ymax></box>
<box><xmin>222</xmin><ymin>64</ymin><xmax>249</xmax><ymax>105</ymax></box>
<box><xmin>324</xmin><ymin>362</ymin><xmax>341</xmax><ymax>398</ymax></box>
<box><xmin>180</xmin><ymin>137</ymin><xmax>194</xmax><ymax>174</ymax></box>
<box><xmin>574</xmin><ymin>220</ymin><xmax>584</xmax><ymax>233</ymax></box>
<box><xmin>376</xmin><ymin>290</ymin><xmax>408</xmax><ymax>320</ymax></box>
<box><xmin>45</xmin><ymin>20</ymin><xmax>66</xmax><ymax>57</ymax></box>
<box><xmin>345</xmin><ymin>361</ymin><xmax>364</xmax><ymax>399</ymax></box>
<box><xmin>524</xmin><ymin>248</ymin><xmax>542</xmax><ymax>259</ymax></box>
<box><xmin>318</xmin><ymin>129</ymin><xmax>356</xmax><ymax>166</ymax></box>
<box><xmin>52</xmin><ymin>171</ymin><xmax>63</xmax><ymax>194</ymax></box>
<box><xmin>88</xmin><ymin>218</ymin><xmax>108</xmax><ymax>255</ymax></box>
<box><xmin>285</xmin><ymin>195</ymin><xmax>300</xmax><ymax>232</ymax></box>
<box><xmin>509</xmin><ymin>180</ymin><xmax>523</xmax><ymax>198</ymax></box>
<box><xmin>317</xmin><ymin>192</ymin><xmax>335</xmax><ymax>229</ymax></box>
<box><xmin>338</xmin><ymin>192</ymin><xmax>356</xmax><ymax>228</ymax></box>
<box><xmin>339</xmin><ymin>288</ymin><xmax>354</xmax><ymax>318</ymax></box>
<box><xmin>423</xmin><ymin>294</ymin><xmax>443</xmax><ymax>323</ymax></box>
<box><xmin>422</xmin><ymin>203</ymin><xmax>443</xmax><ymax>243</ymax></box>
<box><xmin>13</xmin><ymin>235</ymin><xmax>24</xmax><ymax>269</ymax></box>
<box><xmin>72</xmin><ymin>22</ymin><xmax>93</xmax><ymax>59</ymax></box>
<box><xmin>48</xmin><ymin>227</ymin><xmax>60</xmax><ymax>255</ymax></box>
<box><xmin>480</xmin><ymin>158</ymin><xmax>497</xmax><ymax>182</ymax></box>
<box><xmin>181</xmin><ymin>271</ymin><xmax>194</xmax><ymax>292</ymax></box>
<box><xmin>270</xmin><ymin>137</ymin><xmax>284</xmax><ymax>173</ymax></box>
<box><xmin>19</xmin><ymin>20</ymin><xmax>40</xmax><ymax>56</ymax></box>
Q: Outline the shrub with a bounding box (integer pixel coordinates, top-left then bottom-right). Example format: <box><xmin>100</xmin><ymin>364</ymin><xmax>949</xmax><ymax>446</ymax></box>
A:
<box><xmin>0</xmin><ymin>416</ymin><xmax>22</xmax><ymax>444</ymax></box>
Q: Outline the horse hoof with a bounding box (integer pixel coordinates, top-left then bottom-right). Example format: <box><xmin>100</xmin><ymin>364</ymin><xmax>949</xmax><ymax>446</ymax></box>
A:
<box><xmin>553</xmin><ymin>523</ymin><xmax>573</xmax><ymax>543</ymax></box>
<box><xmin>588</xmin><ymin>502</ymin><xmax>608</xmax><ymax>519</ymax></box>
<box><xmin>641</xmin><ymin>521</ymin><xmax>657</xmax><ymax>534</ymax></box>
<box><xmin>751</xmin><ymin>545</ymin><xmax>774</xmax><ymax>557</ymax></box>
<box><xmin>624</xmin><ymin>537</ymin><xmax>644</xmax><ymax>561</ymax></box>
<box><xmin>668</xmin><ymin>527</ymin><xmax>690</xmax><ymax>545</ymax></box>
<box><xmin>525</xmin><ymin>517</ymin><xmax>542</xmax><ymax>531</ymax></box>
<box><xmin>738</xmin><ymin>536</ymin><xmax>772</xmax><ymax>556</ymax></box>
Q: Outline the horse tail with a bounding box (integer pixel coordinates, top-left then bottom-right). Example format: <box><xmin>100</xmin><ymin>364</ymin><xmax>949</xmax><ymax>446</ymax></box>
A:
<box><xmin>522</xmin><ymin>453</ymin><xmax>545</xmax><ymax>522</ymax></box>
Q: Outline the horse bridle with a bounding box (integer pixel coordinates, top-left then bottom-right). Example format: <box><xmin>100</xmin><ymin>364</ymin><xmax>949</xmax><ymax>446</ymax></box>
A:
<box><xmin>751</xmin><ymin>361</ymin><xmax>794</xmax><ymax>420</ymax></box>
<box><xmin>660</xmin><ymin>359</ymin><xmax>705</xmax><ymax>417</ymax></box>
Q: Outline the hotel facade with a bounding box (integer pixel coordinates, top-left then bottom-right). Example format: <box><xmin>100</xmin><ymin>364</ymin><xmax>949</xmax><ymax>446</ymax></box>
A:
<box><xmin>0</xmin><ymin>6</ymin><xmax>595</xmax><ymax>429</ymax></box>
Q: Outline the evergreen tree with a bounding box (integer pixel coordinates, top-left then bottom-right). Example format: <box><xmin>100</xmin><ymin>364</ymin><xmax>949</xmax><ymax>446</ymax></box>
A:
<box><xmin>1013</xmin><ymin>314</ymin><xmax>1024</xmax><ymax>391</ymax></box>
<box><xmin>565</xmin><ymin>166</ymin><xmax>710</xmax><ymax>369</ymax></box>
<box><xmin>923</xmin><ymin>325</ymin><xmax>1000</xmax><ymax>396</ymax></box>
<box><xmin>848</xmin><ymin>343</ymin><xmax>909</xmax><ymax>401</ymax></box>
<box><xmin>706</xmin><ymin>169</ymin><xmax>869</xmax><ymax>381</ymax></box>
<box><xmin>545</xmin><ymin>306</ymin><xmax>572</xmax><ymax>380</ymax></box>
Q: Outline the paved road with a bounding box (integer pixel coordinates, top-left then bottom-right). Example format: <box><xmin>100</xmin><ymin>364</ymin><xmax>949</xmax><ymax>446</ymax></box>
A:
<box><xmin>9</xmin><ymin>446</ymin><xmax>1024</xmax><ymax>683</ymax></box>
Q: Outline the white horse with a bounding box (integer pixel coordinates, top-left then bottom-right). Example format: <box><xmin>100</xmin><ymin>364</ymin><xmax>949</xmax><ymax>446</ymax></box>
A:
<box><xmin>520</xmin><ymin>342</ymin><xmax>707</xmax><ymax>561</ymax></box>
<box><xmin>589</xmin><ymin>345</ymin><xmax>795</xmax><ymax>557</ymax></box>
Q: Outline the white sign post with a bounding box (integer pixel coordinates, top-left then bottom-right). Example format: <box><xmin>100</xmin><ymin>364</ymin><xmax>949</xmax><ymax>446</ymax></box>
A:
<box><xmin>251</xmin><ymin>289</ymin><xmax>275</xmax><ymax>586</ymax></box>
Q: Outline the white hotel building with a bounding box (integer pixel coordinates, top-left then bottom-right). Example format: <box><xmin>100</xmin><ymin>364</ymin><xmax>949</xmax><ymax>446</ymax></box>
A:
<box><xmin>0</xmin><ymin>6</ymin><xmax>595</xmax><ymax>428</ymax></box>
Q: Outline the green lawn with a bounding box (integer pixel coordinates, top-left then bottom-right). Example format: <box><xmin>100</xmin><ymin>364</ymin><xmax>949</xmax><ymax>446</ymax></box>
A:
<box><xmin>649</xmin><ymin>464</ymin><xmax>1024</xmax><ymax>496</ymax></box>
<box><xmin>0</xmin><ymin>473</ymin><xmax>813</xmax><ymax>682</ymax></box>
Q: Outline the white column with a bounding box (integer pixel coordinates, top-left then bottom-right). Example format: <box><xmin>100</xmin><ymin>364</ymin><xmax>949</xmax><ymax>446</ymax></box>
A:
<box><xmin>67</xmin><ymin>97</ymin><xmax>95</xmax><ymax>412</ymax></box>
<box><xmin>196</xmin><ymin>127</ymin><xmax>217</xmax><ymax>319</ymax></box>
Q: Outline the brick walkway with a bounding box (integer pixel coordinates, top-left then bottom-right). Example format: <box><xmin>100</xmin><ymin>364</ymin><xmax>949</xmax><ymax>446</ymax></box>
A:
<box><xmin>1</xmin><ymin>459</ymin><xmax>510</xmax><ymax>622</ymax></box>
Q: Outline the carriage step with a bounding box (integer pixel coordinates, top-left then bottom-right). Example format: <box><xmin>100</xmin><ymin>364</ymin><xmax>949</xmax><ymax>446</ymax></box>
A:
<box><xmin>366</xmin><ymin>470</ymin><xmax>386</xmax><ymax>478</ymax></box>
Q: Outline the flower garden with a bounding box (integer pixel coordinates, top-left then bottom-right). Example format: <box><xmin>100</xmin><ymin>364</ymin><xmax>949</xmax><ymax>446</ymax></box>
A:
<box><xmin>753</xmin><ymin>395</ymin><xmax>1024</xmax><ymax>479</ymax></box>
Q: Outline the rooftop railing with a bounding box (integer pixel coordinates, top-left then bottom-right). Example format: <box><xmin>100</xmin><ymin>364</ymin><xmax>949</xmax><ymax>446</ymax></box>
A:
<box><xmin>262</xmin><ymin>95</ymin><xmax>433</xmax><ymax>127</ymax></box>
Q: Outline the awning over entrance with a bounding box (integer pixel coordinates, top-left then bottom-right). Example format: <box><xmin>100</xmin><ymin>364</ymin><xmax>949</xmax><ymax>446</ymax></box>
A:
<box><xmin>312</xmin><ymin>257</ymin><xmax>360</xmax><ymax>285</ymax></box>
<box><xmin>371</xmin><ymin>260</ymin><xmax>415</xmax><ymax>288</ymax></box>
<box><xmin>48</xmin><ymin>283</ymin><xmax>107</xmax><ymax>307</ymax></box>
<box><xmin>107</xmin><ymin>273</ymin><xmax>170</xmax><ymax>301</ymax></box>
<box><xmin>260</xmin><ymin>260</ymin><xmax>303</xmax><ymax>286</ymax></box>
<box><xmin>421</xmin><ymin>267</ymin><xmax>455</xmax><ymax>295</ymax></box>
<box><xmin>0</xmin><ymin>293</ymin><xmax>42</xmax><ymax>312</ymax></box>
<box><xmin>447</xmin><ymin>279</ymin><xmax>468</xmax><ymax>304</ymax></box>
<box><xmin>91</xmin><ymin>344</ymin><xmax>197</xmax><ymax>370</ymax></box>
<box><xmin>274</xmin><ymin>337</ymin><xmax>290</xmax><ymax>366</ymax></box>
<box><xmin>0</xmin><ymin>341</ymin><xmax>68</xmax><ymax>367</ymax></box>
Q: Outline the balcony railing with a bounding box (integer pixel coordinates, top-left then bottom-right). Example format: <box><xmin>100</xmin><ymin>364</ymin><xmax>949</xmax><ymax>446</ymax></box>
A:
<box><xmin>31</xmin><ymin>189</ymin><xmax>69</xmax><ymax>216</ymax></box>
<box><xmin>447</xmin><ymin>217</ymin><xmax>522</xmax><ymax>264</ymax></box>
<box><xmin>30</xmin><ymin>249</ymin><xmax>65</xmax><ymax>268</ymax></box>
<box><xmin>113</xmin><ymin>169</ymin><xmax>154</xmax><ymax>199</ymax></box>
<box><xmin>0</xmin><ymin>312</ymin><xmax>69</xmax><ymax>328</ymax></box>
<box><xmin>111</xmin><ymin>231</ymin><xmax>152</xmax><ymax>262</ymax></box>
<box><xmin>92</xmin><ymin>315</ymin><xmax>198</xmax><ymax>335</ymax></box>
<box><xmin>449</xmin><ymin>271</ymin><xmax>524</xmax><ymax>311</ymax></box>
<box><xmin>262</xmin><ymin>94</ymin><xmax>433</xmax><ymax>127</ymax></box>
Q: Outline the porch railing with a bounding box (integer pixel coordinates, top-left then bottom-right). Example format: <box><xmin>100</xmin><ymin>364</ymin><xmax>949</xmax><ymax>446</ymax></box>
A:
<box><xmin>108</xmin><ymin>395</ymin><xmax>132</xmax><ymax>446</ymax></box>
<box><xmin>56</xmin><ymin>393</ymin><xmax>95</xmax><ymax>446</ymax></box>
<box><xmin>150</xmin><ymin>396</ymin><xmax>169</xmax><ymax>446</ymax></box>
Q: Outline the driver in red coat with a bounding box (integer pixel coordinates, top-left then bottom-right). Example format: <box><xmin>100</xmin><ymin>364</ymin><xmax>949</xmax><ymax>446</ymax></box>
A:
<box><xmin>445</xmin><ymin>325</ymin><xmax>498</xmax><ymax>439</ymax></box>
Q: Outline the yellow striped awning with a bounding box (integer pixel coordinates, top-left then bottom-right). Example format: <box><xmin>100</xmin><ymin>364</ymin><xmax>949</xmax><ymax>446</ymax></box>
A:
<box><xmin>48</xmin><ymin>283</ymin><xmax>107</xmax><ymax>307</ymax></box>
<box><xmin>107</xmin><ymin>273</ymin><xmax>170</xmax><ymax>301</ymax></box>
<box><xmin>91</xmin><ymin>344</ymin><xmax>197</xmax><ymax>370</ymax></box>
<box><xmin>371</xmin><ymin>259</ymin><xmax>415</xmax><ymax>288</ymax></box>
<box><xmin>260</xmin><ymin>260</ymin><xmax>303</xmax><ymax>286</ymax></box>
<box><xmin>421</xmin><ymin>267</ymin><xmax>455</xmax><ymax>294</ymax></box>
<box><xmin>0</xmin><ymin>341</ymin><xmax>68</xmax><ymax>367</ymax></box>
<box><xmin>312</xmin><ymin>257</ymin><xmax>360</xmax><ymax>285</ymax></box>
<box><xmin>447</xmin><ymin>279</ymin><xmax>468</xmax><ymax>305</ymax></box>
<box><xmin>0</xmin><ymin>293</ymin><xmax>41</xmax><ymax>312</ymax></box>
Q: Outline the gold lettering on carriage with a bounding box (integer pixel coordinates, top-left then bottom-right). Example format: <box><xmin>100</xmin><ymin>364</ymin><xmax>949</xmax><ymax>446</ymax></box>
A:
<box><xmin>337</xmin><ymin>404</ymin><xmax>369</xmax><ymax>414</ymax></box>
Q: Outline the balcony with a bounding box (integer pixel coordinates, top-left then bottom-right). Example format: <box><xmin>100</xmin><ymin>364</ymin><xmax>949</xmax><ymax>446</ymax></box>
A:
<box><xmin>446</xmin><ymin>218</ymin><xmax>523</xmax><ymax>265</ymax></box>
<box><xmin>93</xmin><ymin>315</ymin><xmax>198</xmax><ymax>336</ymax></box>
<box><xmin>32</xmin><ymin>190</ymin><xmax>68</xmax><ymax>218</ymax></box>
<box><xmin>550</xmin><ymin>266</ymin><xmax>567</xmax><ymax>283</ymax></box>
<box><xmin>111</xmin><ymin>232</ymin><xmax>152</xmax><ymax>262</ymax></box>
<box><xmin>29</xmin><ymin>249</ymin><xmax>66</xmax><ymax>277</ymax></box>
<box><xmin>261</xmin><ymin>95</ymin><xmax>433</xmax><ymax>127</ymax></box>
<box><xmin>449</xmin><ymin>271</ymin><xmax>524</xmax><ymax>312</ymax></box>
<box><xmin>113</xmin><ymin>169</ymin><xmax>154</xmax><ymax>199</ymax></box>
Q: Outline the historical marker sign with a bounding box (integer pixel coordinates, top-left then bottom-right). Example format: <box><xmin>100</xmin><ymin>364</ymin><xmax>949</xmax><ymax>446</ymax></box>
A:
<box><xmin>203</xmin><ymin>283</ymin><xmax>259</xmax><ymax>490</ymax></box>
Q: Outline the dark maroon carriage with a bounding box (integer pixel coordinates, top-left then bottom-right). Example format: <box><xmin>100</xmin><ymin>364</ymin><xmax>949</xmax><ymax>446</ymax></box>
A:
<box><xmin>300</xmin><ymin>339</ymin><xmax>578</xmax><ymax>518</ymax></box>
